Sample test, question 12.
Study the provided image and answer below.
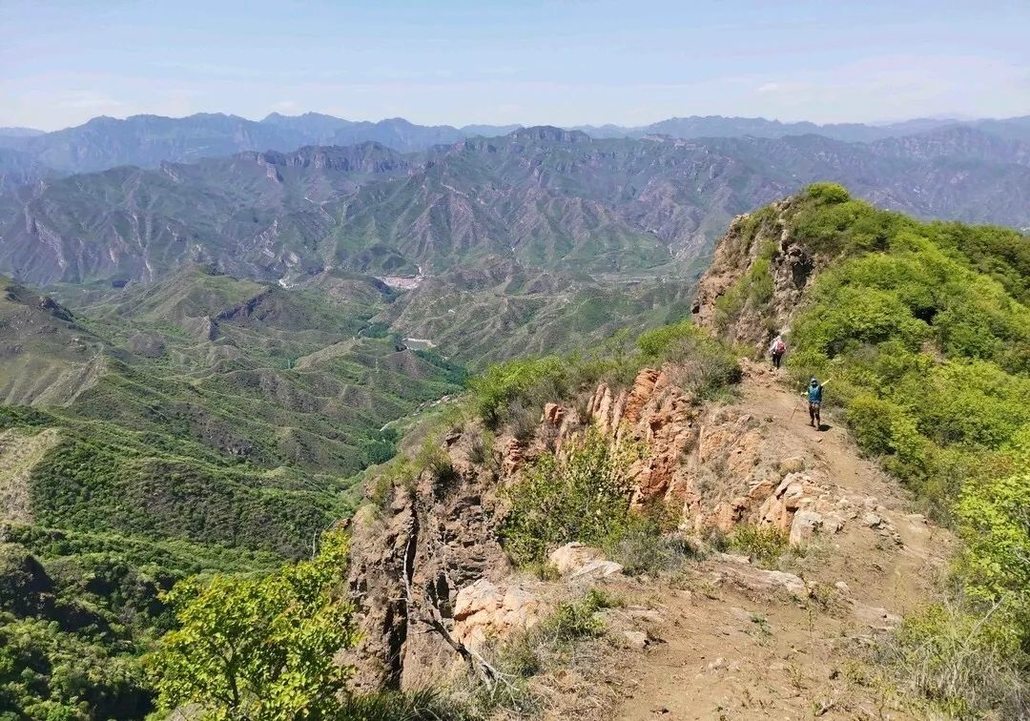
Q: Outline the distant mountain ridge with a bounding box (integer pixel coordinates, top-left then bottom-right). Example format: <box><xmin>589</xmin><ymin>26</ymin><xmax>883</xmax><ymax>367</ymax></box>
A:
<box><xmin>2</xmin><ymin>111</ymin><xmax>1028</xmax><ymax>176</ymax></box>
<box><xmin>0</xmin><ymin>113</ymin><xmax>517</xmax><ymax>174</ymax></box>
<box><xmin>2</xmin><ymin>124</ymin><xmax>1028</xmax><ymax>288</ymax></box>
<box><xmin>0</xmin><ymin>126</ymin><xmax>45</xmax><ymax>138</ymax></box>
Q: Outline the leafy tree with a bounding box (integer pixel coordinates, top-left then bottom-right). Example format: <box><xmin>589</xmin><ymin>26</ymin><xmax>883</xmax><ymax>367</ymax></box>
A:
<box><xmin>151</xmin><ymin>530</ymin><xmax>357</xmax><ymax>721</ymax></box>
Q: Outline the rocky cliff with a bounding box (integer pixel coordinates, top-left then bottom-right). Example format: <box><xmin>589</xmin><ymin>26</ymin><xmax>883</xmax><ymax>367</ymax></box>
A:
<box><xmin>345</xmin><ymin>354</ymin><xmax>885</xmax><ymax>687</ymax></box>
<box><xmin>691</xmin><ymin>196</ymin><xmax>820</xmax><ymax>352</ymax></box>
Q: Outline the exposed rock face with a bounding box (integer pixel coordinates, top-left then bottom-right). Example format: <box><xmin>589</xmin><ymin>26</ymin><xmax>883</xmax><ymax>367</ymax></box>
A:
<box><xmin>535</xmin><ymin>364</ymin><xmax>849</xmax><ymax>543</ymax></box>
<box><xmin>348</xmin><ymin>364</ymin><xmax>852</xmax><ymax>687</ymax></box>
<box><xmin>452</xmin><ymin>579</ymin><xmax>542</xmax><ymax>650</ymax></box>
<box><xmin>585</xmin><ymin>368</ymin><xmax>697</xmax><ymax>508</ymax></box>
<box><xmin>692</xmin><ymin>198</ymin><xmax>820</xmax><ymax>352</ymax></box>
<box><xmin>345</xmin><ymin>428</ymin><xmax>511</xmax><ymax>690</ymax></box>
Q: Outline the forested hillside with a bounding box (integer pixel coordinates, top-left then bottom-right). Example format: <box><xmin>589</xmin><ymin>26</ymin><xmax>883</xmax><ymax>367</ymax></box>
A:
<box><xmin>0</xmin><ymin>267</ymin><xmax>467</xmax><ymax>718</ymax></box>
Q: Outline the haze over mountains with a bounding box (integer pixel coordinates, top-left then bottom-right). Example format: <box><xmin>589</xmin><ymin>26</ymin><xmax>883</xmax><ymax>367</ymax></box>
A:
<box><xmin>2</xmin><ymin>111</ymin><xmax>1029</xmax><ymax>175</ymax></box>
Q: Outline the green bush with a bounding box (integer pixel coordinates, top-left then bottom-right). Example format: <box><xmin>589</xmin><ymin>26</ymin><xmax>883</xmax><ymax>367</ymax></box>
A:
<box><xmin>540</xmin><ymin>597</ymin><xmax>605</xmax><ymax>645</ymax></box>
<box><xmin>712</xmin><ymin>241</ymin><xmax>776</xmax><ymax>333</ymax></box>
<box><xmin>636</xmin><ymin>320</ymin><xmax>740</xmax><ymax>396</ymax></box>
<box><xmin>804</xmin><ymin>182</ymin><xmax>851</xmax><ymax>204</ymax></box>
<box><xmin>604</xmin><ymin>510</ymin><xmax>697</xmax><ymax>576</ymax></box>
<box><xmin>956</xmin><ymin>468</ymin><xmax>1030</xmax><ymax>652</ymax></box>
<box><xmin>884</xmin><ymin>604</ymin><xmax>1027</xmax><ymax>720</ymax></box>
<box><xmin>500</xmin><ymin>429</ymin><xmax>635</xmax><ymax>566</ymax></box>
<box><xmin>469</xmin><ymin>356</ymin><xmax>569</xmax><ymax>427</ymax></box>
<box><xmin>728</xmin><ymin>525</ymin><xmax>791</xmax><ymax>565</ymax></box>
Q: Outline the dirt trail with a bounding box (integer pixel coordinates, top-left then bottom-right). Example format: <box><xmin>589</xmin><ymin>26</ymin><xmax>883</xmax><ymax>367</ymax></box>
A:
<box><xmin>608</xmin><ymin>365</ymin><xmax>952</xmax><ymax>721</ymax></box>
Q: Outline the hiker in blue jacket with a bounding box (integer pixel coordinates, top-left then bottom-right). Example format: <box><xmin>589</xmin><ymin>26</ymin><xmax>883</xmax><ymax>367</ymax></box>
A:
<box><xmin>805</xmin><ymin>377</ymin><xmax>823</xmax><ymax>428</ymax></box>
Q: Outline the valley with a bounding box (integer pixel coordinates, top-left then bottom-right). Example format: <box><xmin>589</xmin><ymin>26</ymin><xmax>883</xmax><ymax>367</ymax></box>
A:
<box><xmin>0</xmin><ymin>112</ymin><xmax>1027</xmax><ymax>721</ymax></box>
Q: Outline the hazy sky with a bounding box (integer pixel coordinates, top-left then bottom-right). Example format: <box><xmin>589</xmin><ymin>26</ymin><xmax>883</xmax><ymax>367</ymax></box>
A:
<box><xmin>2</xmin><ymin>0</ymin><xmax>1028</xmax><ymax>131</ymax></box>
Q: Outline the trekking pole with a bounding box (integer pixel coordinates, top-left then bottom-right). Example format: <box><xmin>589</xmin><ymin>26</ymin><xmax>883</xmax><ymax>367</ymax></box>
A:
<box><xmin>789</xmin><ymin>398</ymin><xmax>802</xmax><ymax>421</ymax></box>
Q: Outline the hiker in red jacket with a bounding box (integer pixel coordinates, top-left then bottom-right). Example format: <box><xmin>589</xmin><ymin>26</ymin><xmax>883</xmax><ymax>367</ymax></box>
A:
<box><xmin>769</xmin><ymin>335</ymin><xmax>787</xmax><ymax>369</ymax></box>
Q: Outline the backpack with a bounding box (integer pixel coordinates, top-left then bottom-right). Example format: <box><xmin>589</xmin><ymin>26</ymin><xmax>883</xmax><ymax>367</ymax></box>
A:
<box><xmin>773</xmin><ymin>339</ymin><xmax>786</xmax><ymax>354</ymax></box>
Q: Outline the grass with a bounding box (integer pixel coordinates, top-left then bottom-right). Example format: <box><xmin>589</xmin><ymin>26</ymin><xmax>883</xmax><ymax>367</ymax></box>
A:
<box><xmin>878</xmin><ymin>602</ymin><xmax>1028</xmax><ymax>720</ymax></box>
<box><xmin>335</xmin><ymin>689</ymin><xmax>474</xmax><ymax>721</ymax></box>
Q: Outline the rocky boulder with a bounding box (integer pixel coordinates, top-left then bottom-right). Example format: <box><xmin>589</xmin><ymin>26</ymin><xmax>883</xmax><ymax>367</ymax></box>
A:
<box><xmin>549</xmin><ymin>542</ymin><xmax>623</xmax><ymax>579</ymax></box>
<box><xmin>452</xmin><ymin>579</ymin><xmax>542</xmax><ymax>650</ymax></box>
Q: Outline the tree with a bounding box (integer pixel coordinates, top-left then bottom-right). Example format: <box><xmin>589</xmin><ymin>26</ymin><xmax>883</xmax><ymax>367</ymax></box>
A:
<box><xmin>151</xmin><ymin>531</ymin><xmax>357</xmax><ymax>721</ymax></box>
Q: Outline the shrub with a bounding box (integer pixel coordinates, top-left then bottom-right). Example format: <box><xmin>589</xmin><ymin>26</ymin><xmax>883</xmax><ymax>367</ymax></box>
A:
<box><xmin>804</xmin><ymin>182</ymin><xmax>850</xmax><ymax>204</ymax></box>
<box><xmin>540</xmin><ymin>597</ymin><xmax>605</xmax><ymax>645</ymax></box>
<box><xmin>605</xmin><ymin>510</ymin><xmax>698</xmax><ymax>576</ymax></box>
<box><xmin>956</xmin><ymin>469</ymin><xmax>1030</xmax><ymax>651</ymax></box>
<box><xmin>470</xmin><ymin>356</ymin><xmax>568</xmax><ymax>428</ymax></box>
<box><xmin>472</xmin><ymin>589</ymin><xmax>613</xmax><ymax>717</ymax></box>
<box><xmin>728</xmin><ymin>525</ymin><xmax>790</xmax><ymax>565</ymax></box>
<box><xmin>500</xmin><ymin>429</ymin><xmax>635</xmax><ymax>566</ymax></box>
<box><xmin>711</xmin><ymin>242</ymin><xmax>776</xmax><ymax>334</ymax></box>
<box><xmin>467</xmin><ymin>428</ymin><xmax>495</xmax><ymax>466</ymax></box>
<box><xmin>637</xmin><ymin>320</ymin><xmax>740</xmax><ymax>397</ymax></box>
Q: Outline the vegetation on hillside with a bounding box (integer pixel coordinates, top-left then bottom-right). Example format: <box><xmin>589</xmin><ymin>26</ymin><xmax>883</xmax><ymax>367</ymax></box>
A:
<box><xmin>729</xmin><ymin>184</ymin><xmax>1029</xmax><ymax>718</ymax></box>
<box><xmin>0</xmin><ymin>526</ymin><xmax>280</xmax><ymax>721</ymax></box>
<box><xmin>151</xmin><ymin>530</ymin><xmax>357</xmax><ymax>720</ymax></box>
<box><xmin>500</xmin><ymin>429</ymin><xmax>637</xmax><ymax>566</ymax></box>
<box><xmin>470</xmin><ymin>320</ymin><xmax>738</xmax><ymax>433</ymax></box>
<box><xmin>473</xmin><ymin>323</ymin><xmax>738</xmax><ymax>573</ymax></box>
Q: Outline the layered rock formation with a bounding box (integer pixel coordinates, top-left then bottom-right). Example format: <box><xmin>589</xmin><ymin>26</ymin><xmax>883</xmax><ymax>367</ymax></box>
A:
<box><xmin>345</xmin><ymin>430</ymin><xmax>512</xmax><ymax>690</ymax></box>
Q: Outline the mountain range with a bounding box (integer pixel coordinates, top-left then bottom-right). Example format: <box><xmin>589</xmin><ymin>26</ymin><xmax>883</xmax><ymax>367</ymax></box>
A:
<box><xmin>1</xmin><ymin>98</ymin><xmax>1028</xmax><ymax>718</ymax></box>
<box><xmin>2</xmin><ymin>111</ymin><xmax>1028</xmax><ymax>175</ymax></box>
<box><xmin>2</xmin><ymin>124</ymin><xmax>1028</xmax><ymax>291</ymax></box>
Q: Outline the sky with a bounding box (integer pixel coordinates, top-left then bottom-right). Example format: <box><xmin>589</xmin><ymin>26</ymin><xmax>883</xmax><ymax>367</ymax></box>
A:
<box><xmin>2</xmin><ymin>0</ymin><xmax>1028</xmax><ymax>131</ymax></box>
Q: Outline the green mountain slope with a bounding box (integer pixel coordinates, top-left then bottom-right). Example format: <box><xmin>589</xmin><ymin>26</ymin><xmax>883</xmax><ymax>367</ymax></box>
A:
<box><xmin>695</xmin><ymin>184</ymin><xmax>1029</xmax><ymax>717</ymax></box>
<box><xmin>0</xmin><ymin>267</ymin><xmax>473</xmax><ymax>717</ymax></box>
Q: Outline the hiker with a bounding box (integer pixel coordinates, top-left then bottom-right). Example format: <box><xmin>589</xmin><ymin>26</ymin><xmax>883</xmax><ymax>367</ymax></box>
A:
<box><xmin>769</xmin><ymin>334</ymin><xmax>787</xmax><ymax>369</ymax></box>
<box><xmin>805</xmin><ymin>377</ymin><xmax>823</xmax><ymax>428</ymax></box>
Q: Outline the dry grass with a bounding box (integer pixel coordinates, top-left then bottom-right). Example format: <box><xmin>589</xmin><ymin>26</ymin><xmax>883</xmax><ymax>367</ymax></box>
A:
<box><xmin>877</xmin><ymin>600</ymin><xmax>1029</xmax><ymax>720</ymax></box>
